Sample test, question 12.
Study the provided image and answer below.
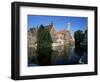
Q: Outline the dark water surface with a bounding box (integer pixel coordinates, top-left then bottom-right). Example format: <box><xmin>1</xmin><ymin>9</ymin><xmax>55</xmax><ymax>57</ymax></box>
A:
<box><xmin>28</xmin><ymin>44</ymin><xmax>87</xmax><ymax>67</ymax></box>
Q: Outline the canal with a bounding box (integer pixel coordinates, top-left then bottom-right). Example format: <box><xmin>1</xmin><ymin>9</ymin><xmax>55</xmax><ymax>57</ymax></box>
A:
<box><xmin>28</xmin><ymin>44</ymin><xmax>88</xmax><ymax>66</ymax></box>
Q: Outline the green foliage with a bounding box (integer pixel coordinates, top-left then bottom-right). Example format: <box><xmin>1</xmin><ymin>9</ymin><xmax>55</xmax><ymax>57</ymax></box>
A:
<box><xmin>74</xmin><ymin>29</ymin><xmax>87</xmax><ymax>53</ymax></box>
<box><xmin>37</xmin><ymin>24</ymin><xmax>52</xmax><ymax>49</ymax></box>
<box><xmin>74</xmin><ymin>30</ymin><xmax>84</xmax><ymax>43</ymax></box>
<box><xmin>74</xmin><ymin>29</ymin><xmax>88</xmax><ymax>56</ymax></box>
<box><xmin>36</xmin><ymin>24</ymin><xmax>53</xmax><ymax>65</ymax></box>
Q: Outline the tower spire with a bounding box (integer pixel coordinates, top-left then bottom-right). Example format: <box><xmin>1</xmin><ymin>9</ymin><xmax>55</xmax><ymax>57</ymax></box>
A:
<box><xmin>67</xmin><ymin>22</ymin><xmax>71</xmax><ymax>31</ymax></box>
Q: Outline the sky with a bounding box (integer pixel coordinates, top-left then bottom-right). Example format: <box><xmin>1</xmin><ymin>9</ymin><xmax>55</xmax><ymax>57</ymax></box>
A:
<box><xmin>28</xmin><ymin>15</ymin><xmax>88</xmax><ymax>35</ymax></box>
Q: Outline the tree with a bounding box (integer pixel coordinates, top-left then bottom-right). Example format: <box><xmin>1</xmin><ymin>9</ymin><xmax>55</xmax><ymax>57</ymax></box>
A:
<box><xmin>74</xmin><ymin>30</ymin><xmax>84</xmax><ymax>45</ymax></box>
<box><xmin>36</xmin><ymin>24</ymin><xmax>53</xmax><ymax>65</ymax></box>
<box><xmin>74</xmin><ymin>29</ymin><xmax>88</xmax><ymax>56</ymax></box>
<box><xmin>37</xmin><ymin>24</ymin><xmax>52</xmax><ymax>48</ymax></box>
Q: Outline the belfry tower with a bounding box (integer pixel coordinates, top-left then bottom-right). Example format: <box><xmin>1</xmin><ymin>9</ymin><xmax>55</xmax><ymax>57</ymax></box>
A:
<box><xmin>67</xmin><ymin>22</ymin><xmax>71</xmax><ymax>31</ymax></box>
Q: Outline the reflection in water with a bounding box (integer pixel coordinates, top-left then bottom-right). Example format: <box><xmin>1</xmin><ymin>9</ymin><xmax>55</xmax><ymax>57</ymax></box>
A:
<box><xmin>37</xmin><ymin>47</ymin><xmax>52</xmax><ymax>66</ymax></box>
<box><xmin>28</xmin><ymin>44</ymin><xmax>87</xmax><ymax>66</ymax></box>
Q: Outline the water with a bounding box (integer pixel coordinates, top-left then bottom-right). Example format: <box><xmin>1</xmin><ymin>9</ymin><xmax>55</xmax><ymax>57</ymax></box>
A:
<box><xmin>28</xmin><ymin>44</ymin><xmax>88</xmax><ymax>67</ymax></box>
